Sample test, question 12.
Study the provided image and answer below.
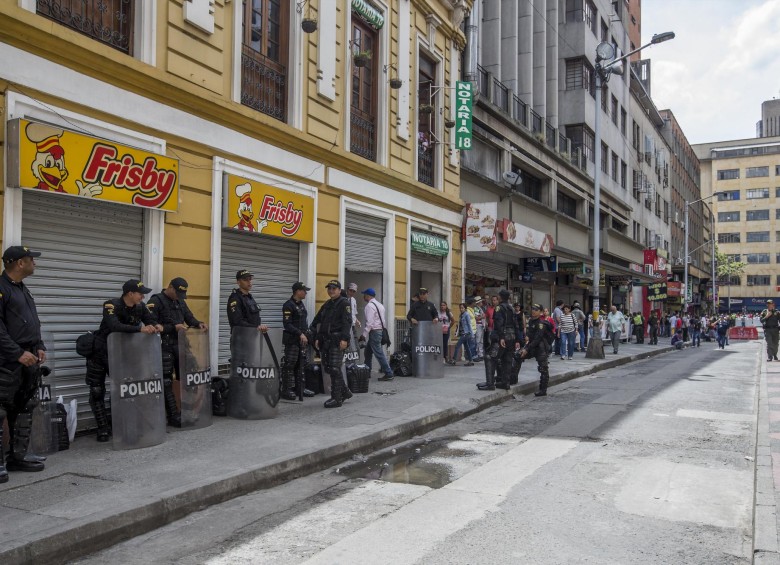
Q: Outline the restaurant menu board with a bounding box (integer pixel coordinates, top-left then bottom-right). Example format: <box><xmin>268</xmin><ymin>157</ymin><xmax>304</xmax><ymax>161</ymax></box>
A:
<box><xmin>465</xmin><ymin>202</ymin><xmax>497</xmax><ymax>252</ymax></box>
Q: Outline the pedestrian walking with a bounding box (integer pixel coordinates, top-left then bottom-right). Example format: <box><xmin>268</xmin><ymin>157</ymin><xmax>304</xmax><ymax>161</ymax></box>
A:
<box><xmin>0</xmin><ymin>246</ymin><xmax>48</xmax><ymax>480</ymax></box>
<box><xmin>147</xmin><ymin>277</ymin><xmax>207</xmax><ymax>426</ymax></box>
<box><xmin>552</xmin><ymin>300</ymin><xmax>564</xmax><ymax>355</ymax></box>
<box><xmin>761</xmin><ymin>299</ymin><xmax>780</xmax><ymax>362</ymax></box>
<box><xmin>474</xmin><ymin>297</ymin><xmax>486</xmax><ymax>360</ymax></box>
<box><xmin>280</xmin><ymin>282</ymin><xmax>316</xmax><ymax>400</ymax></box>
<box><xmin>690</xmin><ymin>316</ymin><xmax>701</xmax><ymax>348</ymax></box>
<box><xmin>606</xmin><ymin>305</ymin><xmax>626</xmax><ymax>354</ymax></box>
<box><xmin>346</xmin><ymin>283</ymin><xmax>361</xmax><ymax>337</ymax></box>
<box><xmin>310</xmin><ymin>280</ymin><xmax>353</xmax><ymax>408</ymax></box>
<box><xmin>360</xmin><ymin>288</ymin><xmax>395</xmax><ymax>381</ymax></box>
<box><xmin>477</xmin><ymin>290</ymin><xmax>518</xmax><ymax>390</ymax></box>
<box><xmin>558</xmin><ymin>304</ymin><xmax>577</xmax><ymax>360</ymax></box>
<box><xmin>572</xmin><ymin>302</ymin><xmax>587</xmax><ymax>351</ymax></box>
<box><xmin>448</xmin><ymin>304</ymin><xmax>474</xmax><ymax>366</ymax></box>
<box><xmin>517</xmin><ymin>304</ymin><xmax>554</xmax><ymax>396</ymax></box>
<box><xmin>716</xmin><ymin>316</ymin><xmax>730</xmax><ymax>350</ymax></box>
<box><xmin>632</xmin><ymin>312</ymin><xmax>645</xmax><ymax>344</ymax></box>
<box><xmin>647</xmin><ymin>311</ymin><xmax>659</xmax><ymax>345</ymax></box>
<box><xmin>439</xmin><ymin>301</ymin><xmax>454</xmax><ymax>362</ymax></box>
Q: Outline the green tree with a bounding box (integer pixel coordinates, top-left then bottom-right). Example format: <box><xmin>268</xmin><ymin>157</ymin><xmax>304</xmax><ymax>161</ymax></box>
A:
<box><xmin>715</xmin><ymin>246</ymin><xmax>745</xmax><ymax>313</ymax></box>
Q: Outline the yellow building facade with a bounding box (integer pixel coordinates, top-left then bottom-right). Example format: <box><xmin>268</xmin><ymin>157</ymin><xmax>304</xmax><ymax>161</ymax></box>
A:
<box><xmin>0</xmin><ymin>0</ymin><xmax>468</xmax><ymax>425</ymax></box>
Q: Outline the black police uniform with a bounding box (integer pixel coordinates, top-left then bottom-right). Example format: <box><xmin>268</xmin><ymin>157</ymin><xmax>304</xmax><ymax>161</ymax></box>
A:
<box><xmin>0</xmin><ymin>271</ymin><xmax>47</xmax><ymax>477</ymax></box>
<box><xmin>310</xmin><ymin>295</ymin><xmax>353</xmax><ymax>407</ymax></box>
<box><xmin>281</xmin><ymin>296</ymin><xmax>315</xmax><ymax>400</ymax></box>
<box><xmin>86</xmin><ymin>298</ymin><xmax>157</xmax><ymax>441</ymax></box>
<box><xmin>761</xmin><ymin>307</ymin><xmax>780</xmax><ymax>361</ymax></box>
<box><xmin>147</xmin><ymin>292</ymin><xmax>201</xmax><ymax>425</ymax></box>
<box><xmin>494</xmin><ymin>300</ymin><xmax>519</xmax><ymax>389</ymax></box>
<box><xmin>406</xmin><ymin>300</ymin><xmax>438</xmax><ymax>323</ymax></box>
<box><xmin>227</xmin><ymin>289</ymin><xmax>262</xmax><ymax>328</ymax></box>
<box><xmin>520</xmin><ymin>315</ymin><xmax>554</xmax><ymax>396</ymax></box>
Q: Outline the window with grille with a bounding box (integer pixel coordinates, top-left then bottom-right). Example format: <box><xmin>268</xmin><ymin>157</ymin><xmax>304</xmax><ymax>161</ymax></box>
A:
<box><xmin>717</xmin><ymin>169</ymin><xmax>739</xmax><ymax>180</ymax></box>
<box><xmin>418</xmin><ymin>53</ymin><xmax>437</xmax><ymax>187</ymax></box>
<box><xmin>718</xmin><ymin>211</ymin><xmax>740</xmax><ymax>222</ymax></box>
<box><xmin>566</xmin><ymin>124</ymin><xmax>595</xmax><ymax>163</ymax></box>
<box><xmin>748</xmin><ymin>275</ymin><xmax>771</xmax><ymax>285</ymax></box>
<box><xmin>718</xmin><ymin>233</ymin><xmax>740</xmax><ymax>244</ymax></box>
<box><xmin>620</xmin><ymin>108</ymin><xmax>627</xmax><ymax>136</ymax></box>
<box><xmin>601</xmin><ymin>142</ymin><xmax>608</xmax><ymax>174</ymax></box>
<box><xmin>611</xmin><ymin>96</ymin><xmax>618</xmax><ymax>125</ymax></box>
<box><xmin>746</xmin><ymin>166</ymin><xmax>769</xmax><ymax>178</ymax></box>
<box><xmin>747</xmin><ymin>231</ymin><xmax>770</xmax><ymax>242</ymax></box>
<box><xmin>611</xmin><ymin>152</ymin><xmax>618</xmax><ymax>180</ymax></box>
<box><xmin>241</xmin><ymin>0</ymin><xmax>289</xmax><ymax>122</ymax></box>
<box><xmin>565</xmin><ymin>58</ymin><xmax>594</xmax><ymax>96</ymax></box>
<box><xmin>717</xmin><ymin>190</ymin><xmax>740</xmax><ymax>201</ymax></box>
<box><xmin>557</xmin><ymin>191</ymin><xmax>577</xmax><ymax>219</ymax></box>
<box><xmin>746</xmin><ymin>188</ymin><xmax>769</xmax><ymax>199</ymax></box>
<box><xmin>747</xmin><ymin>209</ymin><xmax>769</xmax><ymax>221</ymax></box>
<box><xmin>620</xmin><ymin>161</ymin><xmax>627</xmax><ymax>189</ymax></box>
<box><xmin>37</xmin><ymin>0</ymin><xmax>134</xmax><ymax>54</ymax></box>
<box><xmin>350</xmin><ymin>17</ymin><xmax>378</xmax><ymax>162</ymax></box>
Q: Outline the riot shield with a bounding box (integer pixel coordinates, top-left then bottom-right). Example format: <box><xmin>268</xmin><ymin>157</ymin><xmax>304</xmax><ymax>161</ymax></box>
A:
<box><xmin>228</xmin><ymin>327</ymin><xmax>280</xmax><ymax>420</ymax></box>
<box><xmin>411</xmin><ymin>321</ymin><xmax>444</xmax><ymax>378</ymax></box>
<box><xmin>341</xmin><ymin>334</ymin><xmax>362</xmax><ymax>383</ymax></box>
<box><xmin>177</xmin><ymin>328</ymin><xmax>212</xmax><ymax>430</ymax></box>
<box><xmin>107</xmin><ymin>333</ymin><xmax>166</xmax><ymax>450</ymax></box>
<box><xmin>30</xmin><ymin>331</ymin><xmax>58</xmax><ymax>455</ymax></box>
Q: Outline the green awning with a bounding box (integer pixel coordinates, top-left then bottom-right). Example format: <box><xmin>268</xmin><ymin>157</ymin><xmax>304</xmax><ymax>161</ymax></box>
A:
<box><xmin>352</xmin><ymin>0</ymin><xmax>384</xmax><ymax>29</ymax></box>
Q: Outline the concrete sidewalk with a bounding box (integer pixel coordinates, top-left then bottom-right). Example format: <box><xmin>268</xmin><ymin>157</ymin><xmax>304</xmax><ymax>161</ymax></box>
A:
<box><xmin>1</xmin><ymin>341</ymin><xmax>676</xmax><ymax>565</ymax></box>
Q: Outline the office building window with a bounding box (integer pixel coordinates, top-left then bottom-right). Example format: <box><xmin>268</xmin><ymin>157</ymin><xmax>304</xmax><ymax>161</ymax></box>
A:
<box><xmin>611</xmin><ymin>152</ymin><xmax>618</xmax><ymax>180</ymax></box>
<box><xmin>557</xmin><ymin>191</ymin><xmax>577</xmax><ymax>218</ymax></box>
<box><xmin>717</xmin><ymin>190</ymin><xmax>740</xmax><ymax>201</ymax></box>
<box><xmin>611</xmin><ymin>96</ymin><xmax>618</xmax><ymax>125</ymax></box>
<box><xmin>567</xmin><ymin>124</ymin><xmax>595</xmax><ymax>163</ymax></box>
<box><xmin>565</xmin><ymin>0</ymin><xmax>598</xmax><ymax>35</ymax></box>
<box><xmin>748</xmin><ymin>275</ymin><xmax>771</xmax><ymax>285</ymax></box>
<box><xmin>663</xmin><ymin>200</ymin><xmax>669</xmax><ymax>223</ymax></box>
<box><xmin>620</xmin><ymin>108</ymin><xmax>627</xmax><ymax>136</ymax></box>
<box><xmin>722</xmin><ymin>276</ymin><xmax>741</xmax><ymax>286</ymax></box>
<box><xmin>620</xmin><ymin>161</ymin><xmax>627</xmax><ymax>189</ymax></box>
<box><xmin>776</xmin><ymin>165</ymin><xmax>780</xmax><ymax>176</ymax></box>
<box><xmin>747</xmin><ymin>209</ymin><xmax>769</xmax><ymax>221</ymax></box>
<box><xmin>746</xmin><ymin>166</ymin><xmax>769</xmax><ymax>178</ymax></box>
<box><xmin>565</xmin><ymin>58</ymin><xmax>595</xmax><ymax>98</ymax></box>
<box><xmin>718</xmin><ymin>233</ymin><xmax>740</xmax><ymax>244</ymax></box>
<box><xmin>747</xmin><ymin>231</ymin><xmax>770</xmax><ymax>243</ymax></box>
<box><xmin>718</xmin><ymin>211</ymin><xmax>740</xmax><ymax>222</ymax></box>
<box><xmin>746</xmin><ymin>188</ymin><xmax>769</xmax><ymax>199</ymax></box>
<box><xmin>601</xmin><ymin>142</ymin><xmax>608</xmax><ymax>174</ymax></box>
<box><xmin>717</xmin><ymin>169</ymin><xmax>739</xmax><ymax>180</ymax></box>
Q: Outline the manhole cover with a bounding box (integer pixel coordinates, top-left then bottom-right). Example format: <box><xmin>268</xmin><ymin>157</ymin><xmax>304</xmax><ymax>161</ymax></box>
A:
<box><xmin>1</xmin><ymin>473</ymin><xmax>115</xmax><ymax>511</ymax></box>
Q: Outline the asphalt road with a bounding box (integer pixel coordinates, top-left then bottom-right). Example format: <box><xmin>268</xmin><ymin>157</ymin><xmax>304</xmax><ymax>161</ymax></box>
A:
<box><xmin>75</xmin><ymin>341</ymin><xmax>761</xmax><ymax>564</ymax></box>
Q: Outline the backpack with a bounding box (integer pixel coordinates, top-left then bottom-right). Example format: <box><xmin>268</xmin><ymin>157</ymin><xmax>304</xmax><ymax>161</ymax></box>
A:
<box><xmin>390</xmin><ymin>351</ymin><xmax>413</xmax><ymax>377</ymax></box>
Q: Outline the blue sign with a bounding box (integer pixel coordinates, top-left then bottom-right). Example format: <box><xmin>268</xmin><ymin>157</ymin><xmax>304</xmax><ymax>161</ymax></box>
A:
<box><xmin>522</xmin><ymin>256</ymin><xmax>557</xmax><ymax>273</ymax></box>
<box><xmin>521</xmin><ymin>272</ymin><xmax>534</xmax><ymax>282</ymax></box>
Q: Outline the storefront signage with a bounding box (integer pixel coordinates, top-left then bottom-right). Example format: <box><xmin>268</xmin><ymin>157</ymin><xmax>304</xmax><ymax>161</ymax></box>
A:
<box><xmin>629</xmin><ymin>263</ymin><xmax>643</xmax><ymax>273</ymax></box>
<box><xmin>607</xmin><ymin>275</ymin><xmax>633</xmax><ymax>286</ymax></box>
<box><xmin>455</xmin><ymin>81</ymin><xmax>473</xmax><ymax>150</ymax></box>
<box><xmin>558</xmin><ymin>262</ymin><xmax>584</xmax><ymax>275</ymax></box>
<box><xmin>667</xmin><ymin>281</ymin><xmax>682</xmax><ymax>297</ymax></box>
<box><xmin>465</xmin><ymin>202</ymin><xmax>497</xmax><ymax>252</ymax></box>
<box><xmin>8</xmin><ymin>119</ymin><xmax>179</xmax><ymax>212</ymax></box>
<box><xmin>646</xmin><ymin>282</ymin><xmax>667</xmax><ymax>302</ymax></box>
<box><xmin>223</xmin><ymin>174</ymin><xmax>314</xmax><ymax>242</ymax></box>
<box><xmin>522</xmin><ymin>256</ymin><xmax>557</xmax><ymax>273</ymax></box>
<box><xmin>411</xmin><ymin>231</ymin><xmax>449</xmax><ymax>256</ymax></box>
<box><xmin>718</xmin><ymin>297</ymin><xmax>779</xmax><ymax>309</ymax></box>
<box><xmin>352</xmin><ymin>0</ymin><xmax>384</xmax><ymax>29</ymax></box>
<box><xmin>521</xmin><ymin>272</ymin><xmax>533</xmax><ymax>282</ymax></box>
<box><xmin>501</xmin><ymin>219</ymin><xmax>554</xmax><ymax>254</ymax></box>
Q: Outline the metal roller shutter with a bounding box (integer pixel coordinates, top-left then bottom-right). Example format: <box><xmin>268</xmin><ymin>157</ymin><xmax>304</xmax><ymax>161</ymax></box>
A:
<box><xmin>21</xmin><ymin>191</ymin><xmax>144</xmax><ymax>430</ymax></box>
<box><xmin>218</xmin><ymin>230</ymin><xmax>300</xmax><ymax>367</ymax></box>
<box><xmin>410</xmin><ymin>251</ymin><xmax>443</xmax><ymax>273</ymax></box>
<box><xmin>345</xmin><ymin>211</ymin><xmax>386</xmax><ymax>273</ymax></box>
<box><xmin>465</xmin><ymin>256</ymin><xmax>508</xmax><ymax>280</ymax></box>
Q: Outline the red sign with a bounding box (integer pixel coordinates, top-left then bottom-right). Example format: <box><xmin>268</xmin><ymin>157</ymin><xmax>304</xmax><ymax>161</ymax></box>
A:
<box><xmin>728</xmin><ymin>327</ymin><xmax>758</xmax><ymax>340</ymax></box>
<box><xmin>667</xmin><ymin>281</ymin><xmax>681</xmax><ymax>297</ymax></box>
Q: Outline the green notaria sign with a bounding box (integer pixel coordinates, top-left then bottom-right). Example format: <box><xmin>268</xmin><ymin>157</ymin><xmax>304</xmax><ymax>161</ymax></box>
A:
<box><xmin>455</xmin><ymin>82</ymin><xmax>473</xmax><ymax>150</ymax></box>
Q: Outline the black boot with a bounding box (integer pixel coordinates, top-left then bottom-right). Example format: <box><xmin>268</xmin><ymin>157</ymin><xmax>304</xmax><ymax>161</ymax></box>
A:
<box><xmin>324</xmin><ymin>374</ymin><xmax>343</xmax><ymax>408</ymax></box>
<box><xmin>163</xmin><ymin>378</ymin><xmax>181</xmax><ymax>427</ymax></box>
<box><xmin>7</xmin><ymin>410</ymin><xmax>44</xmax><ymax>472</ymax></box>
<box><xmin>280</xmin><ymin>367</ymin><xmax>298</xmax><ymax>400</ymax></box>
<box><xmin>0</xmin><ymin>412</ymin><xmax>8</xmax><ymax>484</ymax></box>
<box><xmin>535</xmin><ymin>374</ymin><xmax>549</xmax><ymax>397</ymax></box>
<box><xmin>89</xmin><ymin>387</ymin><xmax>111</xmax><ymax>442</ymax></box>
<box><xmin>341</xmin><ymin>376</ymin><xmax>353</xmax><ymax>401</ymax></box>
<box><xmin>303</xmin><ymin>388</ymin><xmax>316</xmax><ymax>397</ymax></box>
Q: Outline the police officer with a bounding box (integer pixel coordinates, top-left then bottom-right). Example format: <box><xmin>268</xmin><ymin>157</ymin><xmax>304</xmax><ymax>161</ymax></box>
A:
<box><xmin>478</xmin><ymin>289</ymin><xmax>518</xmax><ymax>391</ymax></box>
<box><xmin>0</xmin><ymin>246</ymin><xmax>48</xmax><ymax>481</ymax></box>
<box><xmin>86</xmin><ymin>279</ymin><xmax>162</xmax><ymax>442</ymax></box>
<box><xmin>310</xmin><ymin>280</ymin><xmax>353</xmax><ymax>408</ymax></box>
<box><xmin>147</xmin><ymin>277</ymin><xmax>207</xmax><ymax>426</ymax></box>
<box><xmin>518</xmin><ymin>303</ymin><xmax>554</xmax><ymax>397</ymax></box>
<box><xmin>761</xmin><ymin>299</ymin><xmax>780</xmax><ymax>362</ymax></box>
<box><xmin>406</xmin><ymin>288</ymin><xmax>439</xmax><ymax>325</ymax></box>
<box><xmin>227</xmin><ymin>270</ymin><xmax>268</xmax><ymax>332</ymax></box>
<box><xmin>281</xmin><ymin>282</ymin><xmax>316</xmax><ymax>400</ymax></box>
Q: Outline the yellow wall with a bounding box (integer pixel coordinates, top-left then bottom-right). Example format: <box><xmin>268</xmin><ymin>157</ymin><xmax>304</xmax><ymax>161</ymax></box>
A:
<box><xmin>0</xmin><ymin>88</ymin><xmax>5</xmax><ymax>252</ymax></box>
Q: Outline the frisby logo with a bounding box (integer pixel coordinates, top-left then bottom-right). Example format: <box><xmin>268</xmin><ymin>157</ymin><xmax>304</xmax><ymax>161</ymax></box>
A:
<box><xmin>259</xmin><ymin>195</ymin><xmax>303</xmax><ymax>236</ymax></box>
<box><xmin>82</xmin><ymin>143</ymin><xmax>177</xmax><ymax>208</ymax></box>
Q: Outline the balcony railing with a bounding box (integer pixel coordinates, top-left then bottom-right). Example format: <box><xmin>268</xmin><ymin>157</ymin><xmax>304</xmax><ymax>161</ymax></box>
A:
<box><xmin>530</xmin><ymin>109</ymin><xmax>543</xmax><ymax>134</ymax></box>
<box><xmin>418</xmin><ymin>141</ymin><xmax>434</xmax><ymax>187</ymax></box>
<box><xmin>241</xmin><ymin>46</ymin><xmax>287</xmax><ymax>122</ymax></box>
<box><xmin>37</xmin><ymin>0</ymin><xmax>134</xmax><ymax>54</ymax></box>
<box><xmin>477</xmin><ymin>65</ymin><xmax>489</xmax><ymax>97</ymax></box>
<box><xmin>513</xmin><ymin>94</ymin><xmax>528</xmax><ymax>127</ymax></box>
<box><xmin>545</xmin><ymin>122</ymin><xmax>556</xmax><ymax>149</ymax></box>
<box><xmin>350</xmin><ymin>108</ymin><xmax>377</xmax><ymax>162</ymax></box>
<box><xmin>492</xmin><ymin>78</ymin><xmax>509</xmax><ymax>112</ymax></box>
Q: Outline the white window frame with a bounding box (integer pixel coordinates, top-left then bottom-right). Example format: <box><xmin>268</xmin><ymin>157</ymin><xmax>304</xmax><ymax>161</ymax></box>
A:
<box><xmin>210</xmin><ymin>157</ymin><xmax>318</xmax><ymax>372</ymax></box>
<box><xmin>3</xmin><ymin>92</ymin><xmax>165</xmax><ymax>288</ymax></box>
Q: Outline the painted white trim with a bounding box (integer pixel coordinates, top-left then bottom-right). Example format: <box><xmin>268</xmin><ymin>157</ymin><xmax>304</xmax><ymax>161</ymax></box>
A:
<box><xmin>18</xmin><ymin>0</ymin><xmax>35</xmax><ymax>12</ymax></box>
<box><xmin>328</xmin><ymin>168</ymin><xmax>461</xmax><ymax>227</ymax></box>
<box><xmin>316</xmin><ymin>0</ymin><xmax>337</xmax><ymax>101</ymax></box>
<box><xmin>0</xmin><ymin>42</ymin><xmax>325</xmax><ymax>183</ymax></box>
<box><xmin>290</xmin><ymin>3</ymin><xmax>304</xmax><ymax>130</ymax></box>
<box><xmin>231</xmin><ymin>1</ymin><xmax>242</xmax><ymax>104</ymax></box>
<box><xmin>396</xmin><ymin>0</ymin><xmax>411</xmax><ymax>140</ymax></box>
<box><xmin>209</xmin><ymin>157</ymin><xmax>318</xmax><ymax>373</ymax></box>
<box><xmin>409</xmin><ymin>218</ymin><xmax>452</xmax><ymax>308</ymax></box>
<box><xmin>142</xmin><ymin>209</ymin><xmax>165</xmax><ymax>291</ymax></box>
<box><xmin>339</xmin><ymin>196</ymin><xmax>396</xmax><ymax>315</ymax></box>
<box><xmin>136</xmin><ymin>0</ymin><xmax>158</xmax><ymax>66</ymax></box>
<box><xmin>449</xmin><ymin>39</ymin><xmax>460</xmax><ymax>168</ymax></box>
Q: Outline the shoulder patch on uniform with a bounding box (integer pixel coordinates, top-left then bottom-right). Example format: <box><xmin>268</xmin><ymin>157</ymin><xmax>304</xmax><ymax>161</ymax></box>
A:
<box><xmin>538</xmin><ymin>323</ymin><xmax>544</xmax><ymax>330</ymax></box>
<box><xmin>229</xmin><ymin>301</ymin><xmax>237</xmax><ymax>307</ymax></box>
<box><xmin>147</xmin><ymin>303</ymin><xmax>155</xmax><ymax>309</ymax></box>
<box><xmin>104</xmin><ymin>302</ymin><xmax>115</xmax><ymax>313</ymax></box>
<box><xmin>346</xmin><ymin>305</ymin><xmax>351</xmax><ymax>314</ymax></box>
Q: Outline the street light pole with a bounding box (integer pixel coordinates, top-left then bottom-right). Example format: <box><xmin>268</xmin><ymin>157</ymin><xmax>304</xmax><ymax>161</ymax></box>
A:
<box><xmin>710</xmin><ymin>209</ymin><xmax>716</xmax><ymax>315</ymax></box>
<box><xmin>585</xmin><ymin>31</ymin><xmax>675</xmax><ymax>359</ymax></box>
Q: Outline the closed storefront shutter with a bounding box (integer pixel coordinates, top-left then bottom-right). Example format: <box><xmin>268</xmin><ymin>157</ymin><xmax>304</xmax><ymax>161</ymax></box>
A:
<box><xmin>465</xmin><ymin>256</ymin><xmax>507</xmax><ymax>280</ymax></box>
<box><xmin>410</xmin><ymin>251</ymin><xmax>442</xmax><ymax>273</ymax></box>
<box><xmin>21</xmin><ymin>191</ymin><xmax>144</xmax><ymax>430</ymax></box>
<box><xmin>218</xmin><ymin>230</ymin><xmax>300</xmax><ymax>367</ymax></box>
<box><xmin>345</xmin><ymin>211</ymin><xmax>386</xmax><ymax>273</ymax></box>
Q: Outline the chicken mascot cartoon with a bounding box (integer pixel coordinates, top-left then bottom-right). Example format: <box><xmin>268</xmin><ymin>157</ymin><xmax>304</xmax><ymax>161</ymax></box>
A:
<box><xmin>26</xmin><ymin>122</ymin><xmax>102</xmax><ymax>197</ymax></box>
<box><xmin>234</xmin><ymin>183</ymin><xmax>268</xmax><ymax>233</ymax></box>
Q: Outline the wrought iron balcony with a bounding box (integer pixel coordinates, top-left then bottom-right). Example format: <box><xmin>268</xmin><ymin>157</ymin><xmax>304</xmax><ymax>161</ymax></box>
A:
<box><xmin>37</xmin><ymin>0</ymin><xmax>134</xmax><ymax>54</ymax></box>
<box><xmin>241</xmin><ymin>46</ymin><xmax>287</xmax><ymax>122</ymax></box>
<box><xmin>350</xmin><ymin>108</ymin><xmax>377</xmax><ymax>162</ymax></box>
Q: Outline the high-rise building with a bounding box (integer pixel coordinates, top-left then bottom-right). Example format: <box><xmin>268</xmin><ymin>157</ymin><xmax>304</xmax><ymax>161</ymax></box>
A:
<box><xmin>757</xmin><ymin>99</ymin><xmax>780</xmax><ymax>138</ymax></box>
<box><xmin>693</xmin><ymin>136</ymin><xmax>780</xmax><ymax>312</ymax></box>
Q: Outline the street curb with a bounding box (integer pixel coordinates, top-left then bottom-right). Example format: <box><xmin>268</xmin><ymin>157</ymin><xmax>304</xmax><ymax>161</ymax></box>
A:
<box><xmin>753</xmin><ymin>352</ymin><xmax>780</xmax><ymax>564</ymax></box>
<box><xmin>1</xmin><ymin>344</ymin><xmax>676</xmax><ymax>565</ymax></box>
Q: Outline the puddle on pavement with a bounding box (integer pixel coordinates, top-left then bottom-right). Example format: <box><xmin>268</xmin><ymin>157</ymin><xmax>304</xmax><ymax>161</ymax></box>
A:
<box><xmin>339</xmin><ymin>438</ymin><xmax>473</xmax><ymax>489</ymax></box>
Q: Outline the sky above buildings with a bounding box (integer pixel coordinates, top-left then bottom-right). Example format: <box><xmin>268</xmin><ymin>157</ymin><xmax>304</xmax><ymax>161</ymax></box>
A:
<box><xmin>642</xmin><ymin>0</ymin><xmax>780</xmax><ymax>144</ymax></box>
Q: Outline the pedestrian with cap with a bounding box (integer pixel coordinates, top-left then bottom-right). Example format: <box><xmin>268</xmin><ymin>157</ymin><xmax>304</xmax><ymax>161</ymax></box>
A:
<box><xmin>310</xmin><ymin>280</ymin><xmax>353</xmax><ymax>408</ymax></box>
<box><xmin>86</xmin><ymin>279</ymin><xmax>162</xmax><ymax>442</ymax></box>
<box><xmin>359</xmin><ymin>288</ymin><xmax>394</xmax><ymax>381</ymax></box>
<box><xmin>147</xmin><ymin>277</ymin><xmax>207</xmax><ymax>427</ymax></box>
<box><xmin>0</xmin><ymin>246</ymin><xmax>47</xmax><ymax>481</ymax></box>
<box><xmin>227</xmin><ymin>270</ymin><xmax>268</xmax><ymax>332</ymax></box>
<box><xmin>517</xmin><ymin>303</ymin><xmax>554</xmax><ymax>396</ymax></box>
<box><xmin>346</xmin><ymin>283</ymin><xmax>362</xmax><ymax>336</ymax></box>
<box><xmin>761</xmin><ymin>299</ymin><xmax>780</xmax><ymax>362</ymax></box>
<box><xmin>281</xmin><ymin>282</ymin><xmax>316</xmax><ymax>400</ymax></box>
<box><xmin>406</xmin><ymin>288</ymin><xmax>439</xmax><ymax>325</ymax></box>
